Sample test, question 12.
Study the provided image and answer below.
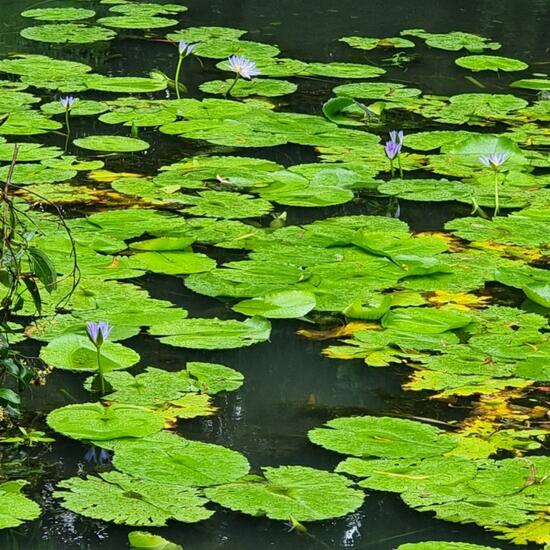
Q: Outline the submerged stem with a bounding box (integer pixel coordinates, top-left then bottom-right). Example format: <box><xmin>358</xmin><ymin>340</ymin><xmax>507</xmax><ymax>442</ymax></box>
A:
<box><xmin>397</xmin><ymin>154</ymin><xmax>403</xmax><ymax>179</ymax></box>
<box><xmin>389</xmin><ymin>158</ymin><xmax>394</xmax><ymax>180</ymax></box>
<box><xmin>64</xmin><ymin>109</ymin><xmax>71</xmax><ymax>152</ymax></box>
<box><xmin>225</xmin><ymin>74</ymin><xmax>240</xmax><ymax>98</ymax></box>
<box><xmin>174</xmin><ymin>55</ymin><xmax>184</xmax><ymax>100</ymax></box>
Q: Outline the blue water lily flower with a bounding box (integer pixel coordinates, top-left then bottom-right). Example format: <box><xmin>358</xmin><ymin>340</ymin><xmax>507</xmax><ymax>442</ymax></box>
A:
<box><xmin>59</xmin><ymin>96</ymin><xmax>76</xmax><ymax>111</ymax></box>
<box><xmin>84</xmin><ymin>446</ymin><xmax>111</xmax><ymax>465</ymax></box>
<box><xmin>384</xmin><ymin>140</ymin><xmax>402</xmax><ymax>160</ymax></box>
<box><xmin>86</xmin><ymin>321</ymin><xmax>113</xmax><ymax>348</ymax></box>
<box><xmin>480</xmin><ymin>152</ymin><xmax>509</xmax><ymax>171</ymax></box>
<box><xmin>227</xmin><ymin>55</ymin><xmax>261</xmax><ymax>79</ymax></box>
<box><xmin>389</xmin><ymin>130</ymin><xmax>404</xmax><ymax>145</ymax></box>
<box><xmin>178</xmin><ymin>40</ymin><xmax>195</xmax><ymax>57</ymax></box>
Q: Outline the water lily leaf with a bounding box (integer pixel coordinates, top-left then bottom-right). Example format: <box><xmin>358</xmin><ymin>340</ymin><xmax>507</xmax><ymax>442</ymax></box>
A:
<box><xmin>109</xmin><ymin>3</ymin><xmax>187</xmax><ymax>16</ymax></box>
<box><xmin>0</xmin><ymin>143</ymin><xmax>62</xmax><ymax>162</ymax></box>
<box><xmin>74</xmin><ymin>135</ymin><xmax>149</xmax><ymax>152</ymax></box>
<box><xmin>401</xmin><ymin>29</ymin><xmax>500</xmax><ymax>52</ymax></box>
<box><xmin>21</xmin><ymin>8</ymin><xmax>95</xmax><ymax>21</ymax></box>
<box><xmin>47</xmin><ymin>403</ymin><xmax>164</xmax><ymax>441</ymax></box>
<box><xmin>21</xmin><ymin>24</ymin><xmax>116</xmax><ymax>44</ymax></box>
<box><xmin>456</xmin><ymin>55</ymin><xmax>528</xmax><ymax>72</ymax></box>
<box><xmin>0</xmin><ymin>55</ymin><xmax>92</xmax><ymax>78</ymax></box>
<box><xmin>130</xmin><ymin>237</ymin><xmax>196</xmax><ymax>251</ymax></box>
<box><xmin>382</xmin><ymin>307</ymin><xmax>473</xmax><ymax>334</ymax></box>
<box><xmin>0</xmin><ymin>111</ymin><xmax>62</xmax><ymax>136</ymax></box>
<box><xmin>200</xmin><ymin>78</ymin><xmax>297</xmax><ymax>98</ymax></box>
<box><xmin>0</xmin><ymin>163</ymin><xmax>76</xmax><ymax>185</ymax></box>
<box><xmin>40</xmin><ymin>334</ymin><xmax>140</xmax><ymax>371</ymax></box>
<box><xmin>510</xmin><ymin>78</ymin><xmax>550</xmax><ymax>91</ymax></box>
<box><xmin>112</xmin><ymin>431</ymin><xmax>250</xmax><ymax>486</ymax></box>
<box><xmin>150</xmin><ymin>317</ymin><xmax>271</xmax><ymax>349</ymax></box>
<box><xmin>167</xmin><ymin>26</ymin><xmax>247</xmax><ymax>43</ymax></box>
<box><xmin>98</xmin><ymin>15</ymin><xmax>178</xmax><ymax>29</ymax></box>
<box><xmin>0</xmin><ymin>480</ymin><xmax>41</xmax><ymax>530</ymax></box>
<box><xmin>239</xmin><ymin>57</ymin><xmax>308</xmax><ymax>77</ymax></box>
<box><xmin>55</xmin><ymin>471</ymin><xmax>212</xmax><ymax>526</ymax></box>
<box><xmin>182</xmin><ymin>190</ymin><xmax>273</xmax><ymax>219</ymax></box>
<box><xmin>128</xmin><ymin>531</ymin><xmax>182</xmax><ymax>550</ymax></box>
<box><xmin>205</xmin><ymin>466</ymin><xmax>364</xmax><ymax>521</ymax></box>
<box><xmin>187</xmin><ymin>362</ymin><xmax>244</xmax><ymax>394</ymax></box>
<box><xmin>233</xmin><ymin>289</ymin><xmax>316</xmax><ymax>319</ymax></box>
<box><xmin>334</xmin><ymin>81</ymin><xmax>422</xmax><ymax>100</ymax></box>
<box><xmin>158</xmin><ymin>393</ymin><xmax>217</xmax><ymax>420</ymax></box>
<box><xmin>405</xmin><ymin>130</ymin><xmax>477</xmax><ymax>151</ymax></box>
<box><xmin>322</xmin><ymin>97</ymin><xmax>366</xmax><ymax>126</ymax></box>
<box><xmin>378</xmin><ymin>178</ymin><xmax>474</xmax><ymax>202</ymax></box>
<box><xmin>308</xmin><ymin>416</ymin><xmax>457</xmax><ymax>458</ymax></box>
<box><xmin>193</xmin><ymin>39</ymin><xmax>280</xmax><ymax>60</ymax></box>
<box><xmin>306</xmin><ymin>62</ymin><xmax>386</xmax><ymax>79</ymax></box>
<box><xmin>128</xmin><ymin>251</ymin><xmax>216</xmax><ymax>275</ymax></box>
<box><xmin>340</xmin><ymin>36</ymin><xmax>415</xmax><ymax>50</ymax></box>
<box><xmin>494</xmin><ymin>265</ymin><xmax>550</xmax><ymax>308</ymax></box>
<box><xmin>99</xmin><ymin>367</ymin><xmax>196</xmax><ymax>405</ymax></box>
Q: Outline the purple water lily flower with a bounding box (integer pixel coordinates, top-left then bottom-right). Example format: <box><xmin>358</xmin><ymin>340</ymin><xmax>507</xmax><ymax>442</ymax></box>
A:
<box><xmin>480</xmin><ymin>152</ymin><xmax>509</xmax><ymax>171</ymax></box>
<box><xmin>59</xmin><ymin>96</ymin><xmax>76</xmax><ymax>111</ymax></box>
<box><xmin>389</xmin><ymin>130</ymin><xmax>404</xmax><ymax>145</ymax></box>
<box><xmin>227</xmin><ymin>55</ymin><xmax>260</xmax><ymax>79</ymax></box>
<box><xmin>178</xmin><ymin>40</ymin><xmax>195</xmax><ymax>57</ymax></box>
<box><xmin>86</xmin><ymin>321</ymin><xmax>113</xmax><ymax>348</ymax></box>
<box><xmin>384</xmin><ymin>140</ymin><xmax>402</xmax><ymax>160</ymax></box>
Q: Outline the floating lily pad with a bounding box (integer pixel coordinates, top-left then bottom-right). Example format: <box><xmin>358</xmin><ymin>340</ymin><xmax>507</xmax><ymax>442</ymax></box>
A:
<box><xmin>334</xmin><ymin>82</ymin><xmax>421</xmax><ymax>100</ymax></box>
<box><xmin>398</xmin><ymin>544</ymin><xmax>501</xmax><ymax>550</ymax></box>
<box><xmin>74</xmin><ymin>135</ymin><xmax>149</xmax><ymax>152</ymax></box>
<box><xmin>401</xmin><ymin>29</ymin><xmax>500</xmax><ymax>52</ymax></box>
<box><xmin>193</xmin><ymin>39</ymin><xmax>280</xmax><ymax>60</ymax></box>
<box><xmin>47</xmin><ymin>403</ymin><xmax>164</xmax><ymax>441</ymax></box>
<box><xmin>510</xmin><ymin>78</ymin><xmax>550</xmax><ymax>91</ymax></box>
<box><xmin>85</xmin><ymin>75</ymin><xmax>167</xmax><ymax>93</ymax></box>
<box><xmin>308</xmin><ymin>415</ymin><xmax>457</xmax><ymax>458</ymax></box>
<box><xmin>128</xmin><ymin>251</ymin><xmax>216</xmax><ymax>275</ymax></box>
<box><xmin>167</xmin><ymin>26</ymin><xmax>247</xmax><ymax>43</ymax></box>
<box><xmin>21</xmin><ymin>8</ymin><xmax>96</xmax><ymax>21</ymax></box>
<box><xmin>340</xmin><ymin>36</ymin><xmax>415</xmax><ymax>50</ymax></box>
<box><xmin>233</xmin><ymin>290</ymin><xmax>316</xmax><ymax>318</ymax></box>
<box><xmin>187</xmin><ymin>362</ymin><xmax>244</xmax><ymax>394</ymax></box>
<box><xmin>183</xmin><ymin>190</ymin><xmax>273</xmax><ymax>219</ymax></box>
<box><xmin>456</xmin><ymin>55</ymin><xmax>528</xmax><ymax>72</ymax></box>
<box><xmin>306</xmin><ymin>62</ymin><xmax>386</xmax><ymax>79</ymax></box>
<box><xmin>98</xmin><ymin>15</ymin><xmax>178</xmax><ymax>29</ymax></box>
<box><xmin>55</xmin><ymin>471</ymin><xmax>212</xmax><ymax>526</ymax></box>
<box><xmin>21</xmin><ymin>24</ymin><xmax>116</xmax><ymax>44</ymax></box>
<box><xmin>150</xmin><ymin>317</ymin><xmax>271</xmax><ymax>349</ymax></box>
<box><xmin>200</xmin><ymin>78</ymin><xmax>297</xmax><ymax>98</ymax></box>
<box><xmin>109</xmin><ymin>3</ymin><xmax>187</xmax><ymax>16</ymax></box>
<box><xmin>205</xmin><ymin>466</ymin><xmax>364</xmax><ymax>521</ymax></box>
<box><xmin>112</xmin><ymin>431</ymin><xmax>250</xmax><ymax>486</ymax></box>
<box><xmin>0</xmin><ymin>480</ymin><xmax>41</xmax><ymax>530</ymax></box>
<box><xmin>41</xmin><ymin>100</ymin><xmax>108</xmax><ymax>117</ymax></box>
<box><xmin>40</xmin><ymin>334</ymin><xmax>140</xmax><ymax>371</ymax></box>
<box><xmin>128</xmin><ymin>531</ymin><xmax>183</xmax><ymax>550</ymax></box>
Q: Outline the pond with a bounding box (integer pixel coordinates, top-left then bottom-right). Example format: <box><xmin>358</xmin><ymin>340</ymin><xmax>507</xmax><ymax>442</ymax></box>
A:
<box><xmin>0</xmin><ymin>0</ymin><xmax>548</xmax><ymax>549</ymax></box>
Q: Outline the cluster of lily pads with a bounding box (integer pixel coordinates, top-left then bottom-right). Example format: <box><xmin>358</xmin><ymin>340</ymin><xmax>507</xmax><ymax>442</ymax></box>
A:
<box><xmin>0</xmin><ymin>0</ymin><xmax>548</xmax><ymax>547</ymax></box>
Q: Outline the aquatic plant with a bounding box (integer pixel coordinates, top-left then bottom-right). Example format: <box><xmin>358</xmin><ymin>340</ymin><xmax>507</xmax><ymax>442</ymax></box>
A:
<box><xmin>384</xmin><ymin>131</ymin><xmax>403</xmax><ymax>178</ymax></box>
<box><xmin>174</xmin><ymin>40</ymin><xmax>195</xmax><ymax>99</ymax></box>
<box><xmin>480</xmin><ymin>152</ymin><xmax>508</xmax><ymax>216</ymax></box>
<box><xmin>59</xmin><ymin>95</ymin><xmax>76</xmax><ymax>151</ymax></box>
<box><xmin>86</xmin><ymin>321</ymin><xmax>113</xmax><ymax>394</ymax></box>
<box><xmin>225</xmin><ymin>55</ymin><xmax>260</xmax><ymax>97</ymax></box>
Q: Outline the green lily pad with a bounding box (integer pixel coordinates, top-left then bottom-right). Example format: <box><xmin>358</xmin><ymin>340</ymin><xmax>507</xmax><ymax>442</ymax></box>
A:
<box><xmin>21</xmin><ymin>8</ymin><xmax>96</xmax><ymax>21</ymax></box>
<box><xmin>334</xmin><ymin>82</ymin><xmax>421</xmax><ymax>100</ymax></box>
<box><xmin>74</xmin><ymin>135</ymin><xmax>149</xmax><ymax>152</ymax></box>
<box><xmin>167</xmin><ymin>26</ymin><xmax>247</xmax><ymax>43</ymax></box>
<box><xmin>150</xmin><ymin>316</ymin><xmax>271</xmax><ymax>349</ymax></box>
<box><xmin>456</xmin><ymin>55</ymin><xmax>528</xmax><ymax>72</ymax></box>
<box><xmin>0</xmin><ymin>143</ymin><xmax>62</xmax><ymax>162</ymax></box>
<box><xmin>306</xmin><ymin>62</ymin><xmax>386</xmax><ymax>79</ymax></box>
<box><xmin>308</xmin><ymin>415</ymin><xmax>457</xmax><ymax>458</ymax></box>
<box><xmin>193</xmin><ymin>39</ymin><xmax>280</xmax><ymax>60</ymax></box>
<box><xmin>0</xmin><ymin>480</ymin><xmax>41</xmax><ymax>530</ymax></box>
<box><xmin>128</xmin><ymin>251</ymin><xmax>216</xmax><ymax>275</ymax></box>
<box><xmin>47</xmin><ymin>403</ymin><xmax>164</xmax><ymax>441</ymax></box>
<box><xmin>397</xmin><ymin>544</ymin><xmax>501</xmax><ymax>550</ymax></box>
<box><xmin>21</xmin><ymin>24</ymin><xmax>116</xmax><ymax>44</ymax></box>
<box><xmin>98</xmin><ymin>16</ymin><xmax>178</xmax><ymax>29</ymax></box>
<box><xmin>55</xmin><ymin>471</ymin><xmax>212</xmax><ymax>526</ymax></box>
<box><xmin>109</xmin><ymin>3</ymin><xmax>187</xmax><ymax>16</ymax></box>
<box><xmin>85</xmin><ymin>75</ymin><xmax>167</xmax><ymax>93</ymax></box>
<box><xmin>128</xmin><ymin>531</ymin><xmax>182</xmax><ymax>550</ymax></box>
<box><xmin>183</xmin><ymin>190</ymin><xmax>273</xmax><ymax>219</ymax></box>
<box><xmin>112</xmin><ymin>431</ymin><xmax>250</xmax><ymax>486</ymax></box>
<box><xmin>232</xmin><ymin>290</ymin><xmax>316</xmax><ymax>318</ymax></box>
<box><xmin>41</xmin><ymin>100</ymin><xmax>108</xmax><ymax>117</ymax></box>
<box><xmin>200</xmin><ymin>78</ymin><xmax>297</xmax><ymax>98</ymax></box>
<box><xmin>401</xmin><ymin>29</ymin><xmax>501</xmax><ymax>52</ymax></box>
<box><xmin>510</xmin><ymin>78</ymin><xmax>550</xmax><ymax>91</ymax></box>
<box><xmin>205</xmin><ymin>466</ymin><xmax>364</xmax><ymax>521</ymax></box>
<box><xmin>40</xmin><ymin>334</ymin><xmax>140</xmax><ymax>371</ymax></box>
<box><xmin>340</xmin><ymin>36</ymin><xmax>415</xmax><ymax>50</ymax></box>
<box><xmin>186</xmin><ymin>362</ymin><xmax>244</xmax><ymax>394</ymax></box>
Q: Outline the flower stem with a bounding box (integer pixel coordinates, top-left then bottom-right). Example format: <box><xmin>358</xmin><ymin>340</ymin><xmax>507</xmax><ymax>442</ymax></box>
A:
<box><xmin>64</xmin><ymin>109</ymin><xmax>71</xmax><ymax>152</ymax></box>
<box><xmin>96</xmin><ymin>346</ymin><xmax>105</xmax><ymax>395</ymax></box>
<box><xmin>397</xmin><ymin>155</ymin><xmax>403</xmax><ymax>179</ymax></box>
<box><xmin>175</xmin><ymin>55</ymin><xmax>184</xmax><ymax>99</ymax></box>
<box><xmin>225</xmin><ymin>74</ymin><xmax>240</xmax><ymax>98</ymax></box>
<box><xmin>389</xmin><ymin>158</ymin><xmax>394</xmax><ymax>180</ymax></box>
<box><xmin>493</xmin><ymin>171</ymin><xmax>500</xmax><ymax>217</ymax></box>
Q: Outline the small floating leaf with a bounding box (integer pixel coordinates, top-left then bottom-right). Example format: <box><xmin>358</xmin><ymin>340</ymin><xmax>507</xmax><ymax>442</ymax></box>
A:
<box><xmin>74</xmin><ymin>135</ymin><xmax>149</xmax><ymax>152</ymax></box>
<box><xmin>0</xmin><ymin>480</ymin><xmax>41</xmax><ymax>530</ymax></box>
<box><xmin>21</xmin><ymin>24</ymin><xmax>116</xmax><ymax>44</ymax></box>
<box><xmin>456</xmin><ymin>55</ymin><xmax>528</xmax><ymax>72</ymax></box>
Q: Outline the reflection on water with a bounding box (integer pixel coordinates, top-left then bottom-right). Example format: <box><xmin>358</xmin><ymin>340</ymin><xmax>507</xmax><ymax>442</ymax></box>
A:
<box><xmin>0</xmin><ymin>0</ymin><xmax>548</xmax><ymax>548</ymax></box>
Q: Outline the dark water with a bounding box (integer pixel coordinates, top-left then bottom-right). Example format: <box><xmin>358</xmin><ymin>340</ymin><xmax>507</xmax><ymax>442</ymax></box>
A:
<box><xmin>0</xmin><ymin>0</ymin><xmax>548</xmax><ymax>548</ymax></box>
